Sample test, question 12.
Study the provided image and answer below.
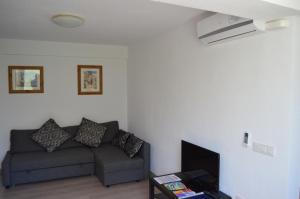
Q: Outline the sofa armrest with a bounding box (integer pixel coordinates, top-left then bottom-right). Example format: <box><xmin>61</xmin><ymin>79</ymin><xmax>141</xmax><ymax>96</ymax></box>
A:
<box><xmin>138</xmin><ymin>141</ymin><xmax>150</xmax><ymax>178</ymax></box>
<box><xmin>2</xmin><ymin>151</ymin><xmax>12</xmax><ymax>187</ymax></box>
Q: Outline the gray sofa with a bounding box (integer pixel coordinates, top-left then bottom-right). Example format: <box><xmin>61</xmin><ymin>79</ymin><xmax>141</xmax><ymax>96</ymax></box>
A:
<box><xmin>1</xmin><ymin>121</ymin><xmax>150</xmax><ymax>188</ymax></box>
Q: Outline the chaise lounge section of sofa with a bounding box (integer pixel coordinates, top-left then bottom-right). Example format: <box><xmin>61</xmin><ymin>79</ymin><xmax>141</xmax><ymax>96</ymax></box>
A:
<box><xmin>1</xmin><ymin>121</ymin><xmax>150</xmax><ymax>188</ymax></box>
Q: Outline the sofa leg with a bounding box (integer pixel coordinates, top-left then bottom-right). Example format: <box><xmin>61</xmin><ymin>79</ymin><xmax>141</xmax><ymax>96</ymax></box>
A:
<box><xmin>5</xmin><ymin>186</ymin><xmax>10</xmax><ymax>189</ymax></box>
<box><xmin>106</xmin><ymin>185</ymin><xmax>110</xmax><ymax>188</ymax></box>
<box><xmin>136</xmin><ymin>180</ymin><xmax>140</xmax><ymax>182</ymax></box>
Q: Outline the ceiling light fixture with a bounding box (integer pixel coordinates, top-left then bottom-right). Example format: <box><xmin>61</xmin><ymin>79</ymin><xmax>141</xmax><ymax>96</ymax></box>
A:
<box><xmin>51</xmin><ymin>13</ymin><xmax>85</xmax><ymax>28</ymax></box>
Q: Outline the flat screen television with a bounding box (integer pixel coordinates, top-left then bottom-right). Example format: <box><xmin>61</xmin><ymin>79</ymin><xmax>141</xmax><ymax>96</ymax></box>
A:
<box><xmin>181</xmin><ymin>140</ymin><xmax>220</xmax><ymax>193</ymax></box>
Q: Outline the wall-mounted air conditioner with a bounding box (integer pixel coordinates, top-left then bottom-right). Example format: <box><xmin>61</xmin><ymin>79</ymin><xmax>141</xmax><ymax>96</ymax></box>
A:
<box><xmin>197</xmin><ymin>14</ymin><xmax>266</xmax><ymax>45</ymax></box>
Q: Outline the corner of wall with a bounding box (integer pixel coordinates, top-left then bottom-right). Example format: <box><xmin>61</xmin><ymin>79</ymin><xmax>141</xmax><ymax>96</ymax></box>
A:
<box><xmin>288</xmin><ymin>16</ymin><xmax>300</xmax><ymax>199</ymax></box>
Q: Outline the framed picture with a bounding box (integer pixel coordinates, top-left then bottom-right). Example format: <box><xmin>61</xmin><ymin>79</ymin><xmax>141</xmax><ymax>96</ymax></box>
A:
<box><xmin>77</xmin><ymin>65</ymin><xmax>103</xmax><ymax>95</ymax></box>
<box><xmin>8</xmin><ymin>66</ymin><xmax>44</xmax><ymax>94</ymax></box>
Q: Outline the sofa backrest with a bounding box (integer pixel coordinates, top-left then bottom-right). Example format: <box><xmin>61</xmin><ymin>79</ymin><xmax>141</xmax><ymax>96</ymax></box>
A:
<box><xmin>10</xmin><ymin>120</ymin><xmax>119</xmax><ymax>153</ymax></box>
<box><xmin>10</xmin><ymin>125</ymin><xmax>83</xmax><ymax>153</ymax></box>
<box><xmin>59</xmin><ymin>126</ymin><xmax>84</xmax><ymax>150</ymax></box>
<box><xmin>10</xmin><ymin>129</ymin><xmax>44</xmax><ymax>153</ymax></box>
<box><xmin>101</xmin><ymin>121</ymin><xmax>119</xmax><ymax>144</ymax></box>
<box><xmin>62</xmin><ymin>121</ymin><xmax>120</xmax><ymax>145</ymax></box>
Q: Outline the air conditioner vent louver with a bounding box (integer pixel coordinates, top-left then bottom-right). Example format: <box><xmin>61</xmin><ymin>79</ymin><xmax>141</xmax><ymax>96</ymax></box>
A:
<box><xmin>197</xmin><ymin>14</ymin><xmax>265</xmax><ymax>45</ymax></box>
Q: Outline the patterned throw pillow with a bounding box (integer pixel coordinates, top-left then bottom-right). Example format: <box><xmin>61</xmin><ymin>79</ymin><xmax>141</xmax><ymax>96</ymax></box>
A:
<box><xmin>112</xmin><ymin>130</ymin><xmax>131</xmax><ymax>150</ymax></box>
<box><xmin>32</xmin><ymin>119</ymin><xmax>71</xmax><ymax>152</ymax></box>
<box><xmin>74</xmin><ymin>118</ymin><xmax>107</xmax><ymax>147</ymax></box>
<box><xmin>124</xmin><ymin>135</ymin><xmax>144</xmax><ymax>158</ymax></box>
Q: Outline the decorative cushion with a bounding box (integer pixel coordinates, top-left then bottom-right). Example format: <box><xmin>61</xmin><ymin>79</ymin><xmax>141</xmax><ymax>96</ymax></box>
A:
<box><xmin>112</xmin><ymin>130</ymin><xmax>131</xmax><ymax>150</ymax></box>
<box><xmin>101</xmin><ymin>121</ymin><xmax>119</xmax><ymax>144</ymax></box>
<box><xmin>74</xmin><ymin>118</ymin><xmax>107</xmax><ymax>147</ymax></box>
<box><xmin>124</xmin><ymin>135</ymin><xmax>144</xmax><ymax>158</ymax></box>
<box><xmin>32</xmin><ymin>119</ymin><xmax>71</xmax><ymax>152</ymax></box>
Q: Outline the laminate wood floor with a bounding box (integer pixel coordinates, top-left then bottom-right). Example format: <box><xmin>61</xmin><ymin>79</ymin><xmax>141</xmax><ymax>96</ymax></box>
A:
<box><xmin>0</xmin><ymin>176</ymin><xmax>149</xmax><ymax>199</ymax></box>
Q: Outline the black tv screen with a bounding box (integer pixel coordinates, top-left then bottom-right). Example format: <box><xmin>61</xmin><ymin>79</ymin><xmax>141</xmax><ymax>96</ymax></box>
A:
<box><xmin>181</xmin><ymin>140</ymin><xmax>220</xmax><ymax>192</ymax></box>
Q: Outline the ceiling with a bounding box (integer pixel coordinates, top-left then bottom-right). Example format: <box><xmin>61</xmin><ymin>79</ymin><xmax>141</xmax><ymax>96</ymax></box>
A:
<box><xmin>151</xmin><ymin>0</ymin><xmax>300</xmax><ymax>20</ymax></box>
<box><xmin>0</xmin><ymin>0</ymin><xmax>204</xmax><ymax>45</ymax></box>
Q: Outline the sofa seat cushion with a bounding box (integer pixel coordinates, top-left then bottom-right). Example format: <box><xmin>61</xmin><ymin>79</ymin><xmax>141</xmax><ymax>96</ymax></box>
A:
<box><xmin>93</xmin><ymin>144</ymin><xmax>144</xmax><ymax>173</ymax></box>
<box><xmin>11</xmin><ymin>147</ymin><xmax>94</xmax><ymax>172</ymax></box>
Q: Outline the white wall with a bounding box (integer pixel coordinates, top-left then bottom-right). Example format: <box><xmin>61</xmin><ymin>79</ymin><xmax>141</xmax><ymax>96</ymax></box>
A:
<box><xmin>128</xmin><ymin>18</ymin><xmax>299</xmax><ymax>199</ymax></box>
<box><xmin>263</xmin><ymin>0</ymin><xmax>300</xmax><ymax>10</ymax></box>
<box><xmin>0</xmin><ymin>39</ymin><xmax>128</xmax><ymax>162</ymax></box>
<box><xmin>288</xmin><ymin>16</ymin><xmax>300</xmax><ymax>199</ymax></box>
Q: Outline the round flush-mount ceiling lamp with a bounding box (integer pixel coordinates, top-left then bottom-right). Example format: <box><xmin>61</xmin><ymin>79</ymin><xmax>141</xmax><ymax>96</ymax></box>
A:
<box><xmin>51</xmin><ymin>13</ymin><xmax>85</xmax><ymax>28</ymax></box>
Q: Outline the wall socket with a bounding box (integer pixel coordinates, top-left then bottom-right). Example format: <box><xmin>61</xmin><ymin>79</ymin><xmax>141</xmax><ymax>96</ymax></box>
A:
<box><xmin>252</xmin><ymin>142</ymin><xmax>275</xmax><ymax>157</ymax></box>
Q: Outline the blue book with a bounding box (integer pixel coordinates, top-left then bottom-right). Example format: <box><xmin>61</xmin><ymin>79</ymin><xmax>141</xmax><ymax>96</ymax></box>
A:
<box><xmin>179</xmin><ymin>192</ymin><xmax>214</xmax><ymax>199</ymax></box>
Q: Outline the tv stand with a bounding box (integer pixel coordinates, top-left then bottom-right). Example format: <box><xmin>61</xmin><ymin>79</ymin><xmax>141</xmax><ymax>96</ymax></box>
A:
<box><xmin>149</xmin><ymin>172</ymin><xmax>231</xmax><ymax>199</ymax></box>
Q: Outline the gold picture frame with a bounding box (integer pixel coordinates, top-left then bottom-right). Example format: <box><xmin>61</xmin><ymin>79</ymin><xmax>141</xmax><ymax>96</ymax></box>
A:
<box><xmin>77</xmin><ymin>65</ymin><xmax>103</xmax><ymax>95</ymax></box>
<box><xmin>8</xmin><ymin>66</ymin><xmax>44</xmax><ymax>94</ymax></box>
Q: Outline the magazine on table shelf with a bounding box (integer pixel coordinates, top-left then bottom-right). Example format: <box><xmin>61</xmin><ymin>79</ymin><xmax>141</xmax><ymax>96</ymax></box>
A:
<box><xmin>153</xmin><ymin>174</ymin><xmax>213</xmax><ymax>199</ymax></box>
<box><xmin>173</xmin><ymin>188</ymin><xmax>196</xmax><ymax>198</ymax></box>
<box><xmin>164</xmin><ymin>181</ymin><xmax>187</xmax><ymax>191</ymax></box>
<box><xmin>153</xmin><ymin>174</ymin><xmax>181</xmax><ymax>184</ymax></box>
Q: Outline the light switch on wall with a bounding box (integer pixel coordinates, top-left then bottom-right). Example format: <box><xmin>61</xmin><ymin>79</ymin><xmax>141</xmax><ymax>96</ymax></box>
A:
<box><xmin>242</xmin><ymin>131</ymin><xmax>251</xmax><ymax>147</ymax></box>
